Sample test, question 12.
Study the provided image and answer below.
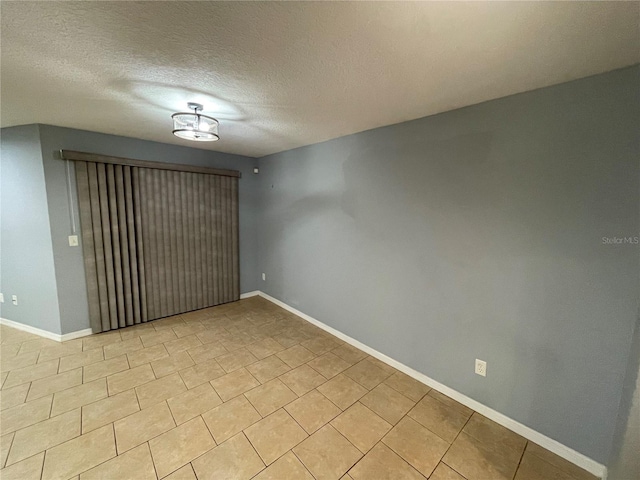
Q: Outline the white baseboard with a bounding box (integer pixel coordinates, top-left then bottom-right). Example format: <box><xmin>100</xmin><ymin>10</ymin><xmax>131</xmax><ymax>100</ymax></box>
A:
<box><xmin>240</xmin><ymin>291</ymin><xmax>260</xmax><ymax>299</ymax></box>
<box><xmin>1</xmin><ymin>318</ymin><xmax>93</xmax><ymax>342</ymax></box>
<box><xmin>256</xmin><ymin>291</ymin><xmax>607</xmax><ymax>480</ymax></box>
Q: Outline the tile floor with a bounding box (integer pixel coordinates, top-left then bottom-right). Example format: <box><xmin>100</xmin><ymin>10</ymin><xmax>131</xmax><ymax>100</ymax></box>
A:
<box><xmin>0</xmin><ymin>297</ymin><xmax>598</xmax><ymax>480</ymax></box>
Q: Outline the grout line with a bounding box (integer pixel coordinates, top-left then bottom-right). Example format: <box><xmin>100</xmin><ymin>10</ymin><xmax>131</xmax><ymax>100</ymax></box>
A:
<box><xmin>512</xmin><ymin>440</ymin><xmax>529</xmax><ymax>480</ymax></box>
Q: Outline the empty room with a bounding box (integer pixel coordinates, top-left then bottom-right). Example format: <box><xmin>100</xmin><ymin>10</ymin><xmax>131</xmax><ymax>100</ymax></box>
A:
<box><xmin>0</xmin><ymin>2</ymin><xmax>638</xmax><ymax>480</ymax></box>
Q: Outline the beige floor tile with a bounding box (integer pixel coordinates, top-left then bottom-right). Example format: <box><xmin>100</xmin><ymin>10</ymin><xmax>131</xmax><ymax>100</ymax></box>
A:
<box><xmin>331</xmin><ymin>344</ymin><xmax>367</xmax><ymax>364</ymax></box>
<box><xmin>285</xmin><ymin>389</ymin><xmax>341</xmax><ymax>434</ymax></box>
<box><xmin>114</xmin><ymin>401</ymin><xmax>176</xmax><ymax>453</ymax></box>
<box><xmin>0</xmin><ymin>383</ymin><xmax>29</xmax><ymax>411</ymax></box>
<box><xmin>196</xmin><ymin>329</ymin><xmax>228</xmax><ymax>346</ymax></box>
<box><xmin>151</xmin><ymin>315</ymin><xmax>185</xmax><ymax>330</ymax></box>
<box><xmin>82</xmin><ymin>331</ymin><xmax>122</xmax><ymax>351</ymax></box>
<box><xmin>0</xmin><ymin>452</ymin><xmax>45</xmax><ymax>480</ymax></box>
<box><xmin>103</xmin><ymin>337</ymin><xmax>144</xmax><ymax>359</ymax></box>
<box><xmin>382</xmin><ymin>416</ymin><xmax>449</xmax><ymax>477</ymax></box>
<box><xmin>80</xmin><ymin>442</ymin><xmax>156</xmax><ymax>480</ymax></box>
<box><xmin>277</xmin><ymin>345</ymin><xmax>316</xmax><ymax>368</ymax></box>
<box><xmin>51</xmin><ymin>378</ymin><xmax>108</xmax><ymax>416</ymax></box>
<box><xmin>163</xmin><ymin>334</ymin><xmax>202</xmax><ymax>356</ymax></box>
<box><xmin>163</xmin><ymin>464</ymin><xmax>197</xmax><ymax>480</ymax></box>
<box><xmin>428</xmin><ymin>390</ymin><xmax>473</xmax><ymax>416</ymax></box>
<box><xmin>126</xmin><ymin>343</ymin><xmax>169</xmax><ymax>368</ymax></box>
<box><xmin>140</xmin><ymin>329</ymin><xmax>178</xmax><ymax>348</ymax></box>
<box><xmin>220</xmin><ymin>333</ymin><xmax>256</xmax><ymax>351</ymax></box>
<box><xmin>463</xmin><ymin>413</ymin><xmax>526</xmax><ymax>453</ymax></box>
<box><xmin>1</xmin><ymin>394</ymin><xmax>52</xmax><ymax>434</ymax></box>
<box><xmin>273</xmin><ymin>332</ymin><xmax>303</xmax><ymax>349</ymax></box>
<box><xmin>152</xmin><ymin>351</ymin><xmax>194</xmax><ymax>378</ymax></box>
<box><xmin>37</xmin><ymin>340</ymin><xmax>83</xmax><ymax>362</ymax></box>
<box><xmin>41</xmin><ymin>424</ymin><xmax>116</xmax><ymax>480</ymax></box>
<box><xmin>279</xmin><ymin>364</ymin><xmax>327</xmax><ymax>396</ymax></box>
<box><xmin>210</xmin><ymin>367</ymin><xmax>260</xmax><ymax>401</ymax></box>
<box><xmin>202</xmin><ymin>395</ymin><xmax>261</xmax><ymax>444</ymax></box>
<box><xmin>293</xmin><ymin>424</ymin><xmax>362</xmax><ymax>480</ymax></box>
<box><xmin>167</xmin><ymin>382</ymin><xmax>222</xmax><ymax>424</ymax></box>
<box><xmin>524</xmin><ymin>442</ymin><xmax>598</xmax><ymax>480</ymax></box>
<box><xmin>136</xmin><ymin>372</ymin><xmax>187</xmax><ymax>409</ymax></box>
<box><xmin>83</xmin><ymin>355</ymin><xmax>129</xmax><ymax>383</ymax></box>
<box><xmin>107</xmin><ymin>363</ymin><xmax>155</xmax><ymax>395</ymax></box>
<box><xmin>0</xmin><ymin>327</ymin><xmax>39</xmax><ymax>345</ymax></box>
<box><xmin>59</xmin><ymin>348</ymin><xmax>104</xmax><ymax>373</ymax></box>
<box><xmin>245</xmin><ymin>378</ymin><xmax>297</xmax><ymax>417</ymax></box>
<box><xmin>172</xmin><ymin>323</ymin><xmax>207</xmax><ymax>339</ymax></box>
<box><xmin>82</xmin><ymin>389</ymin><xmax>140</xmax><ymax>433</ymax></box>
<box><xmin>514</xmin><ymin>450</ymin><xmax>576</xmax><ymax>480</ymax></box>
<box><xmin>6</xmin><ymin>408</ymin><xmax>81</xmax><ymax>465</ymax></box>
<box><xmin>246</xmin><ymin>338</ymin><xmax>285</xmax><ymax>360</ymax></box>
<box><xmin>179</xmin><ymin>358</ymin><xmax>226</xmax><ymax>389</ymax></box>
<box><xmin>331</xmin><ymin>402</ymin><xmax>392</xmax><ymax>453</ymax></box>
<box><xmin>1</xmin><ymin>351</ymin><xmax>39</xmax><ymax>373</ymax></box>
<box><xmin>301</xmin><ymin>337</ymin><xmax>341</xmax><ymax>355</ymax></box>
<box><xmin>360</xmin><ymin>383</ymin><xmax>415</xmax><ymax>425</ymax></box>
<box><xmin>0</xmin><ymin>343</ymin><xmax>22</xmax><ymax>359</ymax></box>
<box><xmin>245</xmin><ymin>409</ymin><xmax>308</xmax><ymax>465</ymax></box>
<box><xmin>216</xmin><ymin>348</ymin><xmax>259</xmax><ymax>373</ymax></box>
<box><xmin>408</xmin><ymin>394</ymin><xmax>471</xmax><ymax>443</ymax></box>
<box><xmin>187</xmin><ymin>342</ymin><xmax>227</xmax><ymax>364</ymax></box>
<box><xmin>149</xmin><ymin>416</ymin><xmax>216</xmax><ymax>477</ymax></box>
<box><xmin>1</xmin><ymin>432</ymin><xmax>14</xmax><ymax>468</ymax></box>
<box><xmin>430</xmin><ymin>463</ymin><xmax>466</xmax><ymax>480</ymax></box>
<box><xmin>366</xmin><ymin>357</ymin><xmax>397</xmax><ymax>376</ymax></box>
<box><xmin>247</xmin><ymin>355</ymin><xmax>291</xmax><ymax>383</ymax></box>
<box><xmin>254</xmin><ymin>451</ymin><xmax>314</xmax><ymax>480</ymax></box>
<box><xmin>349</xmin><ymin>442</ymin><xmax>424</xmax><ymax>480</ymax></box>
<box><xmin>118</xmin><ymin>323</ymin><xmax>156</xmax><ymax>341</ymax></box>
<box><xmin>2</xmin><ymin>358</ymin><xmax>59</xmax><ymax>388</ymax></box>
<box><xmin>26</xmin><ymin>367</ymin><xmax>82</xmax><ymax>401</ymax></box>
<box><xmin>443</xmin><ymin>431</ymin><xmax>523</xmax><ymax>480</ymax></box>
<box><xmin>192</xmin><ymin>432</ymin><xmax>265</xmax><ymax>480</ymax></box>
<box><xmin>17</xmin><ymin>337</ymin><xmax>60</xmax><ymax>354</ymax></box>
<box><xmin>343</xmin><ymin>359</ymin><xmax>391</xmax><ymax>390</ymax></box>
<box><xmin>307</xmin><ymin>352</ymin><xmax>352</xmax><ymax>379</ymax></box>
<box><xmin>317</xmin><ymin>374</ymin><xmax>368</xmax><ymax>410</ymax></box>
<box><xmin>383</xmin><ymin>371</ymin><xmax>431</xmax><ymax>402</ymax></box>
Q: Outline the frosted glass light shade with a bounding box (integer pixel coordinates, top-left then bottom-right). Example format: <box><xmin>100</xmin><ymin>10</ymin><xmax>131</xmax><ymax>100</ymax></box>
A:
<box><xmin>172</xmin><ymin>110</ymin><xmax>219</xmax><ymax>141</ymax></box>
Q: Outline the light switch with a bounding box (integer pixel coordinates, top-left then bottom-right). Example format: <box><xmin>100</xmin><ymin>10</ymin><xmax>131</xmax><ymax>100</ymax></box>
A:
<box><xmin>68</xmin><ymin>235</ymin><xmax>79</xmax><ymax>246</ymax></box>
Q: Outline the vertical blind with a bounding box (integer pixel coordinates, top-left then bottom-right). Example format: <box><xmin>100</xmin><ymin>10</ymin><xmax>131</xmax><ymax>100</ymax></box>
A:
<box><xmin>71</xmin><ymin>151</ymin><xmax>240</xmax><ymax>333</ymax></box>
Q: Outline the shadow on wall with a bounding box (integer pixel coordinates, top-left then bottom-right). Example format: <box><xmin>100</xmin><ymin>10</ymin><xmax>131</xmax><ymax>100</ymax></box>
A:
<box><xmin>608</xmin><ymin>309</ymin><xmax>640</xmax><ymax>479</ymax></box>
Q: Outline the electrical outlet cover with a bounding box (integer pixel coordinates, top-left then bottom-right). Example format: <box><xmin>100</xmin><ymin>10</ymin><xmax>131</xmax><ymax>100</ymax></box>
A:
<box><xmin>475</xmin><ymin>359</ymin><xmax>487</xmax><ymax>377</ymax></box>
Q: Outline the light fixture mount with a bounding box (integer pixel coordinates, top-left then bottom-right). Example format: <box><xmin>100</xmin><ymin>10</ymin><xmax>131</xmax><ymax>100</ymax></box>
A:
<box><xmin>172</xmin><ymin>102</ymin><xmax>219</xmax><ymax>142</ymax></box>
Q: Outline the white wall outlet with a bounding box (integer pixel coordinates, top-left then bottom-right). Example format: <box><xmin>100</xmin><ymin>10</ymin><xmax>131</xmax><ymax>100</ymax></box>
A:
<box><xmin>262</xmin><ymin>273</ymin><xmax>266</xmax><ymax>281</ymax></box>
<box><xmin>68</xmin><ymin>235</ymin><xmax>79</xmax><ymax>246</ymax></box>
<box><xmin>475</xmin><ymin>359</ymin><xmax>487</xmax><ymax>377</ymax></box>
<box><xmin>253</xmin><ymin>167</ymin><xmax>259</xmax><ymax>174</ymax></box>
<box><xmin>0</xmin><ymin>293</ymin><xmax>4</xmax><ymax>303</ymax></box>
<box><xmin>11</xmin><ymin>295</ymin><xmax>18</xmax><ymax>306</ymax></box>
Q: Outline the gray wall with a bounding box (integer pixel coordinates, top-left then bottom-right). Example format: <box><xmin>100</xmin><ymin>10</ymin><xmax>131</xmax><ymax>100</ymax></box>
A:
<box><xmin>38</xmin><ymin>125</ymin><xmax>259</xmax><ymax>334</ymax></box>
<box><xmin>608</xmin><ymin>311</ymin><xmax>640</xmax><ymax>480</ymax></box>
<box><xmin>1</xmin><ymin>125</ymin><xmax>62</xmax><ymax>333</ymax></box>
<box><xmin>257</xmin><ymin>66</ymin><xmax>640</xmax><ymax>463</ymax></box>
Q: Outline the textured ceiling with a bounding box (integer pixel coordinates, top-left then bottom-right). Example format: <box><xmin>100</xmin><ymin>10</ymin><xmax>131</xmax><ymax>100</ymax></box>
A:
<box><xmin>1</xmin><ymin>1</ymin><xmax>638</xmax><ymax>158</ymax></box>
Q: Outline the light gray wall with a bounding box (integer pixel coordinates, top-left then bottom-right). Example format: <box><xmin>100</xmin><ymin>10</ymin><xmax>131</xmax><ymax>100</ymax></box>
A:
<box><xmin>257</xmin><ymin>66</ymin><xmax>640</xmax><ymax>463</ymax></box>
<box><xmin>0</xmin><ymin>125</ymin><xmax>62</xmax><ymax>333</ymax></box>
<box><xmin>608</xmin><ymin>312</ymin><xmax>640</xmax><ymax>480</ymax></box>
<box><xmin>38</xmin><ymin>125</ymin><xmax>259</xmax><ymax>334</ymax></box>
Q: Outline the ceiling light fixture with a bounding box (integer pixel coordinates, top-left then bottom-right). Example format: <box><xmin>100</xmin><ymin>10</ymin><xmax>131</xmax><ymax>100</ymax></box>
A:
<box><xmin>172</xmin><ymin>102</ymin><xmax>219</xmax><ymax>141</ymax></box>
